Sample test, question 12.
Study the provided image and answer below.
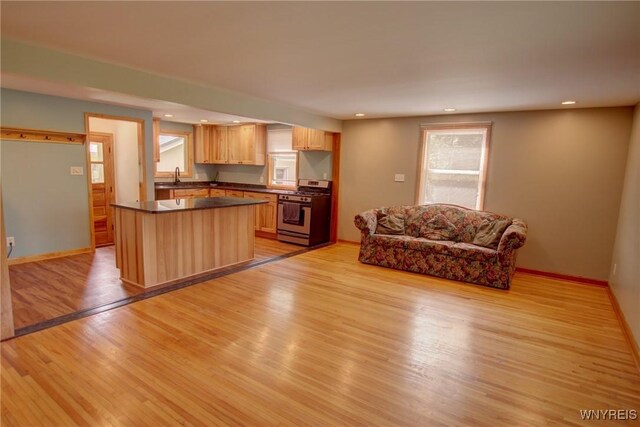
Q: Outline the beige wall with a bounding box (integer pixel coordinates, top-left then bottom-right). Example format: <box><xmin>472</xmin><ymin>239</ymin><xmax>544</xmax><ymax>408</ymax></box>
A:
<box><xmin>339</xmin><ymin>107</ymin><xmax>633</xmax><ymax>281</ymax></box>
<box><xmin>609</xmin><ymin>104</ymin><xmax>640</xmax><ymax>348</ymax></box>
<box><xmin>89</xmin><ymin>117</ymin><xmax>140</xmax><ymax>203</ymax></box>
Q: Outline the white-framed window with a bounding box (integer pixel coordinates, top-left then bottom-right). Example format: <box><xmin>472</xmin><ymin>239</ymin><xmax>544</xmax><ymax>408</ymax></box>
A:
<box><xmin>267</xmin><ymin>128</ymin><xmax>298</xmax><ymax>189</ymax></box>
<box><xmin>417</xmin><ymin>122</ymin><xmax>491</xmax><ymax>210</ymax></box>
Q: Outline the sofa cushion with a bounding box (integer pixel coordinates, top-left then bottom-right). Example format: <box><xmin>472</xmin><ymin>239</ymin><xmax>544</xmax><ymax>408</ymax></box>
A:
<box><xmin>451</xmin><ymin>242</ymin><xmax>498</xmax><ymax>262</ymax></box>
<box><xmin>472</xmin><ymin>218</ymin><xmax>512</xmax><ymax>249</ymax></box>
<box><xmin>375</xmin><ymin>211</ymin><xmax>405</xmax><ymax>235</ymax></box>
<box><xmin>368</xmin><ymin>234</ymin><xmax>413</xmax><ymax>249</ymax></box>
<box><xmin>406</xmin><ymin>238</ymin><xmax>456</xmax><ymax>256</ymax></box>
<box><xmin>419</xmin><ymin>214</ymin><xmax>458</xmax><ymax>240</ymax></box>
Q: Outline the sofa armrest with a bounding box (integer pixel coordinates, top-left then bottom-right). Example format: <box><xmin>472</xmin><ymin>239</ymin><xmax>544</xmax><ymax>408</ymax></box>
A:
<box><xmin>354</xmin><ymin>209</ymin><xmax>379</xmax><ymax>237</ymax></box>
<box><xmin>497</xmin><ymin>218</ymin><xmax>528</xmax><ymax>262</ymax></box>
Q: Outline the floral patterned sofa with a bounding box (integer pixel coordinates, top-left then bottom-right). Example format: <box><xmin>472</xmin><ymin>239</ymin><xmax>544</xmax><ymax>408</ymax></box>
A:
<box><xmin>354</xmin><ymin>204</ymin><xmax>527</xmax><ymax>289</ymax></box>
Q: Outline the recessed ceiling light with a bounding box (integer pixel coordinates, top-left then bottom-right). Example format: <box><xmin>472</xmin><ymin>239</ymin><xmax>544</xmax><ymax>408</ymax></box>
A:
<box><xmin>232</xmin><ymin>120</ymin><xmax>241</xmax><ymax>124</ymax></box>
<box><xmin>561</xmin><ymin>101</ymin><xmax>577</xmax><ymax>105</ymax></box>
<box><xmin>163</xmin><ymin>114</ymin><xmax>174</xmax><ymax>118</ymax></box>
<box><xmin>354</xmin><ymin>113</ymin><xmax>366</xmax><ymax>117</ymax></box>
<box><xmin>443</xmin><ymin>108</ymin><xmax>456</xmax><ymax>112</ymax></box>
<box><xmin>200</xmin><ymin>119</ymin><xmax>208</xmax><ymax>123</ymax></box>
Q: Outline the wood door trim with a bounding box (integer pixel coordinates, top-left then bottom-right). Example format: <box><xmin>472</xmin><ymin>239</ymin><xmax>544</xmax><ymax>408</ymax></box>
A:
<box><xmin>330</xmin><ymin>132</ymin><xmax>341</xmax><ymax>242</ymax></box>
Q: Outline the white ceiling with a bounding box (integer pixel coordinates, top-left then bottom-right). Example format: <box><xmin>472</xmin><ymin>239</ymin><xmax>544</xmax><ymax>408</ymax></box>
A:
<box><xmin>1</xmin><ymin>1</ymin><xmax>639</xmax><ymax>120</ymax></box>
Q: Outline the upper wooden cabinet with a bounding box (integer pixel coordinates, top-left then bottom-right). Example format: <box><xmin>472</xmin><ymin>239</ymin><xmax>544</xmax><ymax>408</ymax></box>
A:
<box><xmin>195</xmin><ymin>124</ymin><xmax>266</xmax><ymax>165</ymax></box>
<box><xmin>212</xmin><ymin>126</ymin><xmax>228</xmax><ymax>164</ymax></box>
<box><xmin>292</xmin><ymin>127</ymin><xmax>333</xmax><ymax>151</ymax></box>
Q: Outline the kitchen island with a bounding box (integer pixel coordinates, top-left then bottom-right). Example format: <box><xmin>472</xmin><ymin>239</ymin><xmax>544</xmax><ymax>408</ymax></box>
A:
<box><xmin>112</xmin><ymin>197</ymin><xmax>266</xmax><ymax>288</ymax></box>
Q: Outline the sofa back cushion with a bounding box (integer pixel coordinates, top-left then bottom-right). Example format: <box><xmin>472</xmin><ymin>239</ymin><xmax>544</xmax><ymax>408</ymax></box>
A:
<box><xmin>472</xmin><ymin>218</ymin><xmax>512</xmax><ymax>249</ymax></box>
<box><xmin>375</xmin><ymin>210</ymin><xmax>405</xmax><ymax>235</ymax></box>
<box><xmin>404</xmin><ymin>204</ymin><xmax>510</xmax><ymax>243</ymax></box>
<box><xmin>419</xmin><ymin>214</ymin><xmax>458</xmax><ymax>240</ymax></box>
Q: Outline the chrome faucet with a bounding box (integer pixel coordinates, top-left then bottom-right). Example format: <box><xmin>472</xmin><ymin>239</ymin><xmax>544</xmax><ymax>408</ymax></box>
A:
<box><xmin>174</xmin><ymin>166</ymin><xmax>181</xmax><ymax>184</ymax></box>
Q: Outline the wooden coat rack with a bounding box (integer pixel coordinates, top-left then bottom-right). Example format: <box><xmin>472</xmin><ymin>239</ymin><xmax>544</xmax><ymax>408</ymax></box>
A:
<box><xmin>0</xmin><ymin>126</ymin><xmax>86</xmax><ymax>144</ymax></box>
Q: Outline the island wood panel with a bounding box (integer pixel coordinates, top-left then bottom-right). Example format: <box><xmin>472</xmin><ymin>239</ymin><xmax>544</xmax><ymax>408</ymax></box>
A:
<box><xmin>2</xmin><ymin>244</ymin><xmax>639</xmax><ymax>425</ymax></box>
<box><xmin>115</xmin><ymin>205</ymin><xmax>254</xmax><ymax>288</ymax></box>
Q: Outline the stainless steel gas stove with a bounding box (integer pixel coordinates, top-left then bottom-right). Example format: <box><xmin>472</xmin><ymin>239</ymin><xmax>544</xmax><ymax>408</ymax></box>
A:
<box><xmin>277</xmin><ymin>179</ymin><xmax>331</xmax><ymax>246</ymax></box>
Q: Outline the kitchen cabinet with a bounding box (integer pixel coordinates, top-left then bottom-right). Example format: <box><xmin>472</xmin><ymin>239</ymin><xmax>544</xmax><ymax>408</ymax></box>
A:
<box><xmin>195</xmin><ymin>125</ymin><xmax>227</xmax><ymax>164</ymax></box>
<box><xmin>244</xmin><ymin>192</ymin><xmax>277</xmax><ymax>235</ymax></box>
<box><xmin>196</xmin><ymin>124</ymin><xmax>266</xmax><ymax>165</ymax></box>
<box><xmin>212</xmin><ymin>126</ymin><xmax>228</xmax><ymax>164</ymax></box>
<box><xmin>292</xmin><ymin>127</ymin><xmax>333</xmax><ymax>151</ymax></box>
<box><xmin>228</xmin><ymin>124</ymin><xmax>266</xmax><ymax>165</ymax></box>
<box><xmin>156</xmin><ymin>188</ymin><xmax>210</xmax><ymax>200</ymax></box>
<box><xmin>225</xmin><ymin>190</ymin><xmax>245</xmax><ymax>198</ymax></box>
<box><xmin>209</xmin><ymin>188</ymin><xmax>226</xmax><ymax>197</ymax></box>
<box><xmin>194</xmin><ymin>125</ymin><xmax>211</xmax><ymax>164</ymax></box>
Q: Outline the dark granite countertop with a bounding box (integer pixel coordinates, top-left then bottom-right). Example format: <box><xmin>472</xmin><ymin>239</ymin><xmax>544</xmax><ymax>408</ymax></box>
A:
<box><xmin>154</xmin><ymin>181</ymin><xmax>295</xmax><ymax>195</ymax></box>
<box><xmin>112</xmin><ymin>197</ymin><xmax>267</xmax><ymax>214</ymax></box>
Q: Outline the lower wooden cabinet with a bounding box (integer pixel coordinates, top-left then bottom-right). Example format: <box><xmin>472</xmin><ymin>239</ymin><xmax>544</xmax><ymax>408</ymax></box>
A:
<box><xmin>225</xmin><ymin>190</ymin><xmax>245</xmax><ymax>198</ymax></box>
<box><xmin>244</xmin><ymin>192</ymin><xmax>277</xmax><ymax>235</ymax></box>
<box><xmin>155</xmin><ymin>188</ymin><xmax>278</xmax><ymax>238</ymax></box>
<box><xmin>155</xmin><ymin>188</ymin><xmax>209</xmax><ymax>199</ymax></box>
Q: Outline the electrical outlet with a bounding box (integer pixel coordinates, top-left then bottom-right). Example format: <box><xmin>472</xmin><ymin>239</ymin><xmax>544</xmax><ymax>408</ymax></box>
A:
<box><xmin>613</xmin><ymin>263</ymin><xmax>617</xmax><ymax>275</ymax></box>
<box><xmin>394</xmin><ymin>174</ymin><xmax>405</xmax><ymax>182</ymax></box>
<box><xmin>7</xmin><ymin>236</ymin><xmax>15</xmax><ymax>246</ymax></box>
<box><xmin>70</xmin><ymin>166</ymin><xmax>84</xmax><ymax>175</ymax></box>
<box><xmin>323</xmin><ymin>173</ymin><xmax>328</xmax><ymax>179</ymax></box>
<box><xmin>259</xmin><ymin>176</ymin><xmax>264</xmax><ymax>184</ymax></box>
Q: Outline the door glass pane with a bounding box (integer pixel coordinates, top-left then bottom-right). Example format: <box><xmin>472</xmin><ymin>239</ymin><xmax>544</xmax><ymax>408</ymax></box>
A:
<box><xmin>91</xmin><ymin>163</ymin><xmax>105</xmax><ymax>184</ymax></box>
<box><xmin>90</xmin><ymin>142</ymin><xmax>104</xmax><ymax>162</ymax></box>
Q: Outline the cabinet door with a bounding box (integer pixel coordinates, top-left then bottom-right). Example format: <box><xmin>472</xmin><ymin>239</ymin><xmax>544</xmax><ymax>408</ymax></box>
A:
<box><xmin>225</xmin><ymin>190</ymin><xmax>244</xmax><ymax>198</ymax></box>
<box><xmin>243</xmin><ymin>192</ymin><xmax>261</xmax><ymax>230</ymax></box>
<box><xmin>227</xmin><ymin>126</ymin><xmax>242</xmax><ymax>164</ymax></box>
<box><xmin>307</xmin><ymin>129</ymin><xmax>326</xmax><ymax>150</ymax></box>
<box><xmin>252</xmin><ymin>125</ymin><xmax>266</xmax><ymax>166</ymax></box>
<box><xmin>172</xmin><ymin>188</ymin><xmax>209</xmax><ymax>199</ymax></box>
<box><xmin>239</xmin><ymin>125</ymin><xmax>256</xmax><ymax>164</ymax></box>
<box><xmin>194</xmin><ymin>125</ymin><xmax>212</xmax><ymax>164</ymax></box>
<box><xmin>212</xmin><ymin>126</ymin><xmax>228</xmax><ymax>164</ymax></box>
<box><xmin>262</xmin><ymin>201</ymin><xmax>277</xmax><ymax>233</ymax></box>
<box><xmin>244</xmin><ymin>192</ymin><xmax>277</xmax><ymax>233</ymax></box>
<box><xmin>324</xmin><ymin>132</ymin><xmax>334</xmax><ymax>152</ymax></box>
<box><xmin>292</xmin><ymin>127</ymin><xmax>307</xmax><ymax>150</ymax></box>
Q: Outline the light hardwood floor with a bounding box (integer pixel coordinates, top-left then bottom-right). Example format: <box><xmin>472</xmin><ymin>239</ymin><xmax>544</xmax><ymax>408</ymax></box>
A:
<box><xmin>9</xmin><ymin>237</ymin><xmax>302</xmax><ymax>329</ymax></box>
<box><xmin>2</xmin><ymin>243</ymin><xmax>639</xmax><ymax>426</ymax></box>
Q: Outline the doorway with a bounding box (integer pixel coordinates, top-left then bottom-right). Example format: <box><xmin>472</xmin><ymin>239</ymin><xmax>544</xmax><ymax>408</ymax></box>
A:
<box><xmin>85</xmin><ymin>114</ymin><xmax>145</xmax><ymax>250</ymax></box>
<box><xmin>89</xmin><ymin>133</ymin><xmax>115</xmax><ymax>246</ymax></box>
